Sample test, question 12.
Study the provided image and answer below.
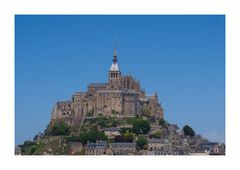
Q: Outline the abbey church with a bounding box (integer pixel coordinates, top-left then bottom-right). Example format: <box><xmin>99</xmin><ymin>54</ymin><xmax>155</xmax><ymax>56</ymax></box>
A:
<box><xmin>51</xmin><ymin>48</ymin><xmax>164</xmax><ymax>126</ymax></box>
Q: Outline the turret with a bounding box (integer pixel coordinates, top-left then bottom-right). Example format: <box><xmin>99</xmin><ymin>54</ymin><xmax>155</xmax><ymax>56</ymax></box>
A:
<box><xmin>108</xmin><ymin>48</ymin><xmax>121</xmax><ymax>89</ymax></box>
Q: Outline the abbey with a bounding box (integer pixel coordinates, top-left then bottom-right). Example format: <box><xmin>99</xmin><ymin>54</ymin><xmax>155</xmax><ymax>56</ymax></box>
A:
<box><xmin>51</xmin><ymin>48</ymin><xmax>164</xmax><ymax>126</ymax></box>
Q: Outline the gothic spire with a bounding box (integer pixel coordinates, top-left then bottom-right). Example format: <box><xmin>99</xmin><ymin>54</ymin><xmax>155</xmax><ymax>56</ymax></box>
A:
<box><xmin>109</xmin><ymin>47</ymin><xmax>119</xmax><ymax>71</ymax></box>
<box><xmin>113</xmin><ymin>48</ymin><xmax>117</xmax><ymax>64</ymax></box>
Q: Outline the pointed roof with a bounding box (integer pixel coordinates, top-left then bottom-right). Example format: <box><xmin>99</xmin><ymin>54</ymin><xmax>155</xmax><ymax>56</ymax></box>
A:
<box><xmin>109</xmin><ymin>47</ymin><xmax>120</xmax><ymax>71</ymax></box>
<box><xmin>110</xmin><ymin>62</ymin><xmax>119</xmax><ymax>71</ymax></box>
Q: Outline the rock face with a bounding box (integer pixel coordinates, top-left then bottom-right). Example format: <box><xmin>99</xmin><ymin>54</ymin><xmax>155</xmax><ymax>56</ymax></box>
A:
<box><xmin>51</xmin><ymin>48</ymin><xmax>164</xmax><ymax>127</ymax></box>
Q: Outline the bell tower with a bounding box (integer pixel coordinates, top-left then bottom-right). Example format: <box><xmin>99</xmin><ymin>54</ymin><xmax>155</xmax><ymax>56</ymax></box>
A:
<box><xmin>108</xmin><ymin>48</ymin><xmax>121</xmax><ymax>89</ymax></box>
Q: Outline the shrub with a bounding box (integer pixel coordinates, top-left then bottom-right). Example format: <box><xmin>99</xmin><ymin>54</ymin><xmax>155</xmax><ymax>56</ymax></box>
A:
<box><xmin>65</xmin><ymin>135</ymin><xmax>81</xmax><ymax>142</ymax></box>
<box><xmin>114</xmin><ymin>132</ymin><xmax>134</xmax><ymax>143</ymax></box>
<box><xmin>159</xmin><ymin>118</ymin><xmax>167</xmax><ymax>127</ymax></box>
<box><xmin>132</xmin><ymin>119</ymin><xmax>150</xmax><ymax>134</ymax></box>
<box><xmin>137</xmin><ymin>136</ymin><xmax>147</xmax><ymax>150</ymax></box>
<box><xmin>150</xmin><ymin>131</ymin><xmax>161</xmax><ymax>138</ymax></box>
<box><xmin>120</xmin><ymin>127</ymin><xmax>133</xmax><ymax>134</ymax></box>
<box><xmin>79</xmin><ymin>129</ymin><xmax>107</xmax><ymax>144</ymax></box>
<box><xmin>183</xmin><ymin>125</ymin><xmax>195</xmax><ymax>137</ymax></box>
<box><xmin>47</xmin><ymin>121</ymin><xmax>70</xmax><ymax>136</ymax></box>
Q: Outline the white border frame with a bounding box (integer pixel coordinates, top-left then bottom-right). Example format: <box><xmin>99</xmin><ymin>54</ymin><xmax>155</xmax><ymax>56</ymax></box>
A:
<box><xmin>0</xmin><ymin>0</ymin><xmax>240</xmax><ymax>170</ymax></box>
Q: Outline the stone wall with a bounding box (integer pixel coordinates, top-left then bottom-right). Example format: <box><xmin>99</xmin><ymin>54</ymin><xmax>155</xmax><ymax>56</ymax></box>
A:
<box><xmin>51</xmin><ymin>73</ymin><xmax>164</xmax><ymax>125</ymax></box>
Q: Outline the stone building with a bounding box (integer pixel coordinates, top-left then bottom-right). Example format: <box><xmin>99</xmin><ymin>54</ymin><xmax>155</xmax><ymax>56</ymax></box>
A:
<box><xmin>147</xmin><ymin>138</ymin><xmax>165</xmax><ymax>151</ymax></box>
<box><xmin>51</xmin><ymin>48</ymin><xmax>164</xmax><ymax>126</ymax></box>
<box><xmin>85</xmin><ymin>141</ymin><xmax>108</xmax><ymax>155</ymax></box>
<box><xmin>110</xmin><ymin>142</ymin><xmax>136</xmax><ymax>155</ymax></box>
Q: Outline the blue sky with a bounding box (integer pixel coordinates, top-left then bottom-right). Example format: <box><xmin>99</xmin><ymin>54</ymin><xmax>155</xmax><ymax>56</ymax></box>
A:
<box><xmin>15</xmin><ymin>15</ymin><xmax>225</xmax><ymax>145</ymax></box>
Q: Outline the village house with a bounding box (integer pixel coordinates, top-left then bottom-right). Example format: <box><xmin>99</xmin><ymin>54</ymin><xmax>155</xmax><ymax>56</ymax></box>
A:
<box><xmin>110</xmin><ymin>142</ymin><xmax>136</xmax><ymax>155</ymax></box>
<box><xmin>147</xmin><ymin>138</ymin><xmax>164</xmax><ymax>151</ymax></box>
<box><xmin>149</xmin><ymin>144</ymin><xmax>173</xmax><ymax>155</ymax></box>
<box><xmin>85</xmin><ymin>141</ymin><xmax>108</xmax><ymax>155</ymax></box>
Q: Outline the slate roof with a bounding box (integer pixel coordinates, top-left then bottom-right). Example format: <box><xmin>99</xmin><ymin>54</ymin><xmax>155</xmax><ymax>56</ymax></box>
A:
<box><xmin>88</xmin><ymin>83</ymin><xmax>107</xmax><ymax>88</ymax></box>
<box><xmin>111</xmin><ymin>142</ymin><xmax>136</xmax><ymax>148</ymax></box>
<box><xmin>85</xmin><ymin>141</ymin><xmax>107</xmax><ymax>150</ymax></box>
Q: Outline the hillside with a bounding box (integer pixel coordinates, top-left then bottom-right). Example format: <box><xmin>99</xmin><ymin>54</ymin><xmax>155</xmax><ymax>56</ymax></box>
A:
<box><xmin>16</xmin><ymin>114</ymin><xmax>225</xmax><ymax>155</ymax></box>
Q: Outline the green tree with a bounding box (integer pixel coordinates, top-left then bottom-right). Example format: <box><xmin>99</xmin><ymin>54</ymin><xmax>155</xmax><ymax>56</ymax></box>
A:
<box><xmin>23</xmin><ymin>140</ymin><xmax>35</xmax><ymax>147</ymax></box>
<box><xmin>65</xmin><ymin>135</ymin><xmax>81</xmax><ymax>142</ymax></box>
<box><xmin>97</xmin><ymin>113</ymin><xmax>104</xmax><ymax>117</ymax></box>
<box><xmin>79</xmin><ymin>129</ymin><xmax>107</xmax><ymax>144</ymax></box>
<box><xmin>112</xmin><ymin>109</ymin><xmax>117</xmax><ymax>116</ymax></box>
<box><xmin>120</xmin><ymin>127</ymin><xmax>133</xmax><ymax>134</ymax></box>
<box><xmin>94</xmin><ymin>116</ymin><xmax>118</xmax><ymax>128</ymax></box>
<box><xmin>149</xmin><ymin>130</ymin><xmax>161</xmax><ymax>138</ymax></box>
<box><xmin>47</xmin><ymin>121</ymin><xmax>70</xmax><ymax>136</ymax></box>
<box><xmin>159</xmin><ymin>118</ymin><xmax>167</xmax><ymax>127</ymax></box>
<box><xmin>132</xmin><ymin>119</ymin><xmax>150</xmax><ymax>134</ymax></box>
<box><xmin>86</xmin><ymin>112</ymin><xmax>94</xmax><ymax>117</ymax></box>
<box><xmin>96</xmin><ymin>117</ymin><xmax>108</xmax><ymax>127</ymax></box>
<box><xmin>86</xmin><ymin>109</ymin><xmax>94</xmax><ymax>117</ymax></box>
<box><xmin>137</xmin><ymin>136</ymin><xmax>147</xmax><ymax>150</ymax></box>
<box><xmin>183</xmin><ymin>125</ymin><xmax>195</xmax><ymax>137</ymax></box>
<box><xmin>123</xmin><ymin>132</ymin><xmax>134</xmax><ymax>142</ymax></box>
<box><xmin>126</xmin><ymin>117</ymin><xmax>141</xmax><ymax>125</ymax></box>
<box><xmin>18</xmin><ymin>140</ymin><xmax>42</xmax><ymax>155</ymax></box>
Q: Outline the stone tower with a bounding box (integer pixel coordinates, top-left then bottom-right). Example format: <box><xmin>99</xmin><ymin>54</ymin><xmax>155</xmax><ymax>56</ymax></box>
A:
<box><xmin>108</xmin><ymin>48</ymin><xmax>121</xmax><ymax>90</ymax></box>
